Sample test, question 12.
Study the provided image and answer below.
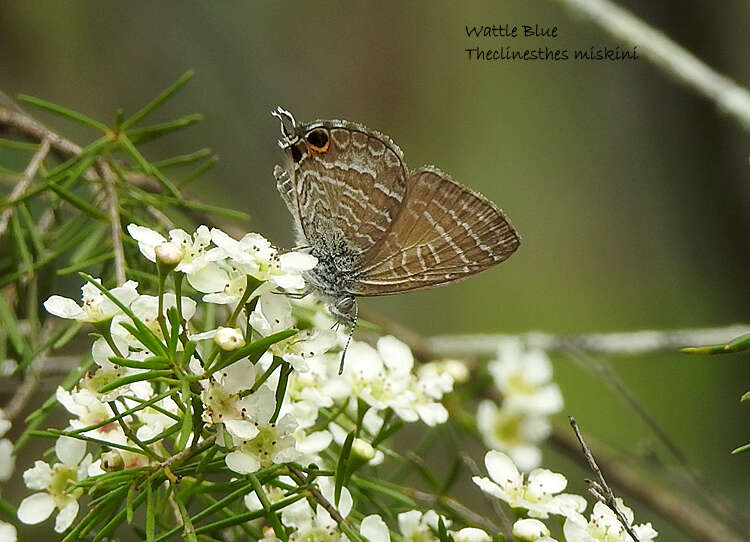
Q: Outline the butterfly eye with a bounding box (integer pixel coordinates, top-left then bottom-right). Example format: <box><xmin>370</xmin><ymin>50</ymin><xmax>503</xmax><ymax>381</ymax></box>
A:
<box><xmin>290</xmin><ymin>141</ymin><xmax>306</xmax><ymax>163</ymax></box>
<box><xmin>305</xmin><ymin>128</ymin><xmax>330</xmax><ymax>153</ymax></box>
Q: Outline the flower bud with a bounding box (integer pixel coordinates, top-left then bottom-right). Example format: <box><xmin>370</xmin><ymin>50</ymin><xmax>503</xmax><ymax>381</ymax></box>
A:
<box><xmin>512</xmin><ymin>518</ymin><xmax>550</xmax><ymax>541</ymax></box>
<box><xmin>155</xmin><ymin>241</ymin><xmax>184</xmax><ymax>267</ymax></box>
<box><xmin>437</xmin><ymin>359</ymin><xmax>470</xmax><ymax>383</ymax></box>
<box><xmin>214</xmin><ymin>327</ymin><xmax>246</xmax><ymax>351</ymax></box>
<box><xmin>351</xmin><ymin>438</ymin><xmax>376</xmax><ymax>462</ymax></box>
<box><xmin>100</xmin><ymin>450</ymin><xmax>124</xmax><ymax>472</ymax></box>
<box><xmin>453</xmin><ymin>527</ymin><xmax>491</xmax><ymax>542</ymax></box>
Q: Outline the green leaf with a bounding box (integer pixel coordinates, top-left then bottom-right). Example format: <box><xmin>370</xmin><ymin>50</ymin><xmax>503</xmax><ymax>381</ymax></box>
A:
<box><xmin>249</xmin><ymin>473</ymin><xmax>287</xmax><ymax>541</ymax></box>
<box><xmin>175</xmin><ymin>494</ymin><xmax>198</xmax><ymax>542</ymax></box>
<box><xmin>0</xmin><ymin>295</ymin><xmax>26</xmax><ymax>355</ymax></box>
<box><xmin>335</xmin><ymin>431</ymin><xmax>355</xmax><ymax>507</ymax></box>
<box><xmin>437</xmin><ymin>516</ymin><xmax>453</xmax><ymax>542</ymax></box>
<box><xmin>726</xmin><ymin>332</ymin><xmax>750</xmax><ymax>352</ymax></box>
<box><xmin>153</xmin><ymin>148</ymin><xmax>213</xmax><ymax>169</ymax></box>
<box><xmin>211</xmin><ymin>329</ymin><xmax>297</xmax><ymax>374</ymax></box>
<box><xmin>731</xmin><ymin>442</ymin><xmax>750</xmax><ymax>454</ymax></box>
<box><xmin>271</xmin><ymin>362</ymin><xmax>292</xmax><ymax>423</ymax></box>
<box><xmin>98</xmin><ymin>369</ymin><xmax>174</xmax><ymax>394</ymax></box>
<box><xmin>120</xmin><ymin>70</ymin><xmax>195</xmax><ymax>130</ymax></box>
<box><xmin>17</xmin><ymin>94</ymin><xmax>111</xmax><ymax>132</ymax></box>
<box><xmin>179</xmin><ymin>154</ymin><xmax>218</xmax><ymax>187</ymax></box>
<box><xmin>108</xmin><ymin>355</ymin><xmax>171</xmax><ymax>370</ymax></box>
<box><xmin>146</xmin><ymin>483</ymin><xmax>156</xmax><ymax>542</ymax></box>
<box><xmin>47</xmin><ymin>180</ymin><xmax>107</xmax><ymax>219</ymax></box>
<box><xmin>127</xmin><ymin>114</ymin><xmax>203</xmax><ymax>144</ymax></box>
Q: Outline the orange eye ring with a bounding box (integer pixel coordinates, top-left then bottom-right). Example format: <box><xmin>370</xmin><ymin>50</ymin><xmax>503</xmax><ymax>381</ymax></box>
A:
<box><xmin>306</xmin><ymin>128</ymin><xmax>330</xmax><ymax>153</ymax></box>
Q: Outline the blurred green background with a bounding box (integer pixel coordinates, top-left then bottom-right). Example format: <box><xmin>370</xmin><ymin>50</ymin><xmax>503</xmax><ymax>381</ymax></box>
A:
<box><xmin>2</xmin><ymin>1</ymin><xmax>750</xmax><ymax>540</ymax></box>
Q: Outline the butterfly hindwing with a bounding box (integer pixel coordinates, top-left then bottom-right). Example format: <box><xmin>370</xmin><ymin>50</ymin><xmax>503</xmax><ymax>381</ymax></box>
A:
<box><xmin>349</xmin><ymin>166</ymin><xmax>520</xmax><ymax>295</ymax></box>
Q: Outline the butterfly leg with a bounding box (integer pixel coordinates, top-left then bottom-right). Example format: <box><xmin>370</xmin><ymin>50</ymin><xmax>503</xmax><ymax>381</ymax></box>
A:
<box><xmin>328</xmin><ymin>296</ymin><xmax>358</xmax><ymax>375</ymax></box>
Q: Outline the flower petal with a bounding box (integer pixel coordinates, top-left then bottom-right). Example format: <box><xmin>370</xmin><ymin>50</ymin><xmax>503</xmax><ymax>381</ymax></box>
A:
<box><xmin>55</xmin><ymin>500</ymin><xmax>79</xmax><ymax>532</ymax></box>
<box><xmin>485</xmin><ymin>450</ymin><xmax>521</xmax><ymax>487</ymax></box>
<box><xmin>18</xmin><ymin>492</ymin><xmax>55</xmax><ymax>524</ymax></box>
<box><xmin>360</xmin><ymin>514</ymin><xmax>390</xmax><ymax>542</ymax></box>
<box><xmin>43</xmin><ymin>296</ymin><xmax>85</xmax><ymax>320</ymax></box>
<box><xmin>56</xmin><ymin>435</ymin><xmax>86</xmax><ymax>466</ymax></box>
<box><xmin>225</xmin><ymin>450</ymin><xmax>260</xmax><ymax>474</ymax></box>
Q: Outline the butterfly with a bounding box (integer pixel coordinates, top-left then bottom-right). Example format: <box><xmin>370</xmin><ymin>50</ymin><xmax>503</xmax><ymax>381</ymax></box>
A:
<box><xmin>271</xmin><ymin>107</ymin><xmax>520</xmax><ymax>370</ymax></box>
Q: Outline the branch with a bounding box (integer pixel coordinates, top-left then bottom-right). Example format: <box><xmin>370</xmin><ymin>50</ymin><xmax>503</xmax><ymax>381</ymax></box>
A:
<box><xmin>551</xmin><ymin>422</ymin><xmax>745</xmax><ymax>542</ymax></box>
<box><xmin>422</xmin><ymin>324</ymin><xmax>750</xmax><ymax>359</ymax></box>
<box><xmin>552</xmin><ymin>0</ymin><xmax>750</xmax><ymax>130</ymax></box>
<box><xmin>0</xmin><ymin>137</ymin><xmax>50</xmax><ymax>239</ymax></box>
<box><xmin>569</xmin><ymin>417</ymin><xmax>644</xmax><ymax>541</ymax></box>
<box><xmin>287</xmin><ymin>465</ymin><xmax>350</xmax><ymax>527</ymax></box>
<box><xmin>0</xmin><ymin>104</ymin><xmax>242</xmax><ymax>236</ymax></box>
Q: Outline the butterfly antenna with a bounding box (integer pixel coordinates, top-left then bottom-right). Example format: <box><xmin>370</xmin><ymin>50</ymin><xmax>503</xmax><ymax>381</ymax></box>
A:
<box><xmin>271</xmin><ymin>107</ymin><xmax>296</xmax><ymax>139</ymax></box>
<box><xmin>338</xmin><ymin>301</ymin><xmax>358</xmax><ymax>375</ymax></box>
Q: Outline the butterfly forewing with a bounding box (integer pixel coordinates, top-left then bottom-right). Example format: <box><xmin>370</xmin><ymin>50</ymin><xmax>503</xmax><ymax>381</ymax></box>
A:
<box><xmin>349</xmin><ymin>167</ymin><xmax>520</xmax><ymax>295</ymax></box>
<box><xmin>294</xmin><ymin>122</ymin><xmax>408</xmax><ymax>256</ymax></box>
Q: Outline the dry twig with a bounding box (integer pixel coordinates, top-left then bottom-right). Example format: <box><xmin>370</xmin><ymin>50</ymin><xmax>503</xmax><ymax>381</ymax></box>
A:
<box><xmin>569</xmin><ymin>416</ymin><xmax>643</xmax><ymax>541</ymax></box>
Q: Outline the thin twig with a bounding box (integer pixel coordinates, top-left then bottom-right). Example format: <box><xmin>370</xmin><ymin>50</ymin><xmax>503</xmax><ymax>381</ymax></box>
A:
<box><xmin>100</xmin><ymin>165</ymin><xmax>126</xmax><ymax>284</ymax></box>
<box><xmin>561</xmin><ymin>344</ymin><xmax>749</xmax><ymax>536</ymax></box>
<box><xmin>159</xmin><ymin>434</ymin><xmax>216</xmax><ymax>469</ymax></box>
<box><xmin>287</xmin><ymin>465</ymin><xmax>350</xmax><ymax>526</ymax></box>
<box><xmin>0</xmin><ymin>104</ymin><xmax>242</xmax><ymax>235</ymax></box>
<box><xmin>569</xmin><ymin>416</ymin><xmax>643</xmax><ymax>541</ymax></box>
<box><xmin>552</xmin><ymin>0</ymin><xmax>750</xmax><ymax>131</ymax></box>
<box><xmin>422</xmin><ymin>324</ymin><xmax>750</xmax><ymax>359</ymax></box>
<box><xmin>550</xmin><ymin>423</ymin><xmax>745</xmax><ymax>542</ymax></box>
<box><xmin>0</xmin><ymin>137</ymin><xmax>50</xmax><ymax>239</ymax></box>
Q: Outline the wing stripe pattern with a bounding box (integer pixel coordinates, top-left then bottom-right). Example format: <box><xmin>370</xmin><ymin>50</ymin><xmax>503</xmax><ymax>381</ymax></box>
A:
<box><xmin>350</xmin><ymin>167</ymin><xmax>519</xmax><ymax>295</ymax></box>
<box><xmin>295</xmin><ymin>125</ymin><xmax>408</xmax><ymax>256</ymax></box>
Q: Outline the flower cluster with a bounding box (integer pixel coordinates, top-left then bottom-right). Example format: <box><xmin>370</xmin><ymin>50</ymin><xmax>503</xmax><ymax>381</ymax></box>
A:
<box><xmin>19</xmin><ymin>224</ymin><xmax>464</xmax><ymax>535</ymax></box>
<box><xmin>476</xmin><ymin>339</ymin><xmax>563</xmax><ymax>470</ymax></box>
<box><xmin>474</xmin><ymin>450</ymin><xmax>658</xmax><ymax>542</ymax></box>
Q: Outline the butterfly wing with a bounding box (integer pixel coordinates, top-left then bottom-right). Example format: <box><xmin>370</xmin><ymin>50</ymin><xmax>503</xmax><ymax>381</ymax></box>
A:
<box><xmin>349</xmin><ymin>166</ymin><xmax>520</xmax><ymax>295</ymax></box>
<box><xmin>281</xmin><ymin>120</ymin><xmax>409</xmax><ymax>257</ymax></box>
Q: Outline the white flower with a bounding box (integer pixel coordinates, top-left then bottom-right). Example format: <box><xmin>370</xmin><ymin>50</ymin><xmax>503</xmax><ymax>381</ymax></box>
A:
<box><xmin>476</xmin><ymin>399</ymin><xmax>550</xmax><ymax>471</ymax></box>
<box><xmin>56</xmin><ymin>387</ymin><xmax>126</xmax><ymax>445</ymax></box>
<box><xmin>563</xmin><ymin>500</ymin><xmax>658</xmax><ymax>542</ymax></box>
<box><xmin>0</xmin><ymin>409</ymin><xmax>14</xmax><ymax>482</ymax></box>
<box><xmin>360</xmin><ymin>515</ymin><xmax>390</xmax><ymax>542</ymax></box>
<box><xmin>18</xmin><ymin>436</ymin><xmax>92</xmax><ymax>532</ymax></box>
<box><xmin>452</xmin><ymin>527</ymin><xmax>491</xmax><ymax>542</ymax></box>
<box><xmin>488</xmin><ymin>340</ymin><xmax>563</xmax><ymax>416</ymax></box>
<box><xmin>283</xmin><ymin>355</ymin><xmax>350</xmax><ymax>429</ymax></box>
<box><xmin>44</xmin><ymin>279</ymin><xmax>138</xmax><ymax>322</ymax></box>
<box><xmin>199</xmin><ymin>357</ymin><xmax>259</xmax><ymax>439</ymax></box>
<box><xmin>472</xmin><ymin>451</ymin><xmax>586</xmax><ymax>519</ymax></box>
<box><xmin>127</xmin><ymin>223</ymin><xmax>214</xmax><ymax>274</ymax></box>
<box><xmin>398</xmin><ymin>509</ymin><xmax>449</xmax><ymax>542</ymax></box>
<box><xmin>225</xmin><ymin>386</ymin><xmax>300</xmax><ymax>474</ymax></box>
<box><xmin>250</xmin><ymin>294</ymin><xmax>336</xmax><ymax>371</ymax></box>
<box><xmin>0</xmin><ymin>521</ymin><xmax>17</xmax><ymax>542</ymax></box>
<box><xmin>191</xmin><ymin>326</ymin><xmax>246</xmax><ymax>351</ymax></box>
<box><xmin>513</xmin><ymin>518</ymin><xmax>558</xmax><ymax>541</ymax></box>
<box><xmin>111</xmin><ymin>292</ymin><xmax>196</xmax><ymax>348</ymax></box>
<box><xmin>342</xmin><ymin>338</ymin><xmax>416</xmax><ymax>418</ymax></box>
<box><xmin>281</xmin><ymin>478</ymin><xmax>388</xmax><ymax>542</ymax></box>
<box><xmin>208</xmin><ymin>229</ymin><xmax>317</xmax><ymax>292</ymax></box>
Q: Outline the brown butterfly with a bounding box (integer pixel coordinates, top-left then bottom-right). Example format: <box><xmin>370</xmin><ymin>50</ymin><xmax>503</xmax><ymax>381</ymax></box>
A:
<box><xmin>272</xmin><ymin>107</ymin><xmax>520</xmax><ymax>369</ymax></box>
